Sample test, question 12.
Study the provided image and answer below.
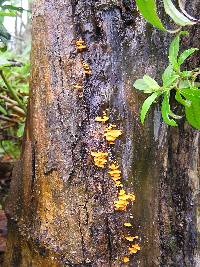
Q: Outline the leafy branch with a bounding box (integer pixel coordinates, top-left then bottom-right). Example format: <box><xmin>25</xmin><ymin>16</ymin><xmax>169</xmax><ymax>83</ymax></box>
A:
<box><xmin>133</xmin><ymin>1</ymin><xmax>200</xmax><ymax>130</ymax></box>
<box><xmin>133</xmin><ymin>32</ymin><xmax>200</xmax><ymax>129</ymax></box>
<box><xmin>135</xmin><ymin>0</ymin><xmax>198</xmax><ymax>32</ymax></box>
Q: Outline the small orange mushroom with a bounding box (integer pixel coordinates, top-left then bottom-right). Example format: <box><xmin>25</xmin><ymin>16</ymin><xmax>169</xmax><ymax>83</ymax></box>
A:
<box><xmin>82</xmin><ymin>62</ymin><xmax>92</xmax><ymax>75</ymax></box>
<box><xmin>95</xmin><ymin>116</ymin><xmax>109</xmax><ymax>122</ymax></box>
<box><xmin>76</xmin><ymin>40</ymin><xmax>87</xmax><ymax>51</ymax></box>
<box><xmin>124</xmin><ymin>222</ymin><xmax>132</xmax><ymax>227</ymax></box>
<box><xmin>123</xmin><ymin>256</ymin><xmax>130</xmax><ymax>263</ymax></box>
<box><xmin>104</xmin><ymin>125</ymin><xmax>122</xmax><ymax>144</ymax></box>
<box><xmin>91</xmin><ymin>151</ymin><xmax>108</xmax><ymax>168</ymax></box>
<box><xmin>72</xmin><ymin>83</ymin><xmax>83</xmax><ymax>90</ymax></box>
<box><xmin>128</xmin><ymin>244</ymin><xmax>141</xmax><ymax>254</ymax></box>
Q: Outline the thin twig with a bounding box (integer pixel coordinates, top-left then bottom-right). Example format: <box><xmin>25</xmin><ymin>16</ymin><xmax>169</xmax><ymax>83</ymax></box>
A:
<box><xmin>0</xmin><ymin>123</ymin><xmax>16</xmax><ymax>130</ymax></box>
<box><xmin>6</xmin><ymin>103</ymin><xmax>26</xmax><ymax>116</ymax></box>
<box><xmin>0</xmin><ymin>115</ymin><xmax>19</xmax><ymax>123</ymax></box>
<box><xmin>0</xmin><ymin>94</ymin><xmax>18</xmax><ymax>105</ymax></box>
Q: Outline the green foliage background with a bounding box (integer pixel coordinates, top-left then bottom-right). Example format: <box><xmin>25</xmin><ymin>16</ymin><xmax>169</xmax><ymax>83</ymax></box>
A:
<box><xmin>0</xmin><ymin>0</ymin><xmax>30</xmax><ymax>160</ymax></box>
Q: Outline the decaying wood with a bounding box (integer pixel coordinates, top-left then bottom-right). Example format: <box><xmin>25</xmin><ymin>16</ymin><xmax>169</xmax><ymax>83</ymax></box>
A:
<box><xmin>4</xmin><ymin>0</ymin><xmax>200</xmax><ymax>266</ymax></box>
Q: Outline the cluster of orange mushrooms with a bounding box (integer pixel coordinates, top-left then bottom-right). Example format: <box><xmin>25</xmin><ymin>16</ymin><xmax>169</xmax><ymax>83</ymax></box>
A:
<box><xmin>75</xmin><ymin>39</ymin><xmax>140</xmax><ymax>264</ymax></box>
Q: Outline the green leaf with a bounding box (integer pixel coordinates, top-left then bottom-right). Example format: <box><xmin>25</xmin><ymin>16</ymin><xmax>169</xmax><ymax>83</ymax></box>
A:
<box><xmin>179</xmin><ymin>88</ymin><xmax>200</xmax><ymax>100</ymax></box>
<box><xmin>1</xmin><ymin>5</ymin><xmax>24</xmax><ymax>12</ymax></box>
<box><xmin>0</xmin><ymin>23</ymin><xmax>10</xmax><ymax>51</ymax></box>
<box><xmin>168</xmin><ymin>31</ymin><xmax>188</xmax><ymax>69</ymax></box>
<box><xmin>175</xmin><ymin>91</ymin><xmax>191</xmax><ymax>107</ymax></box>
<box><xmin>180</xmin><ymin>88</ymin><xmax>200</xmax><ymax>129</ymax></box>
<box><xmin>163</xmin><ymin>0</ymin><xmax>196</xmax><ymax>26</ymax></box>
<box><xmin>161</xmin><ymin>93</ymin><xmax>177</xmax><ymax>126</ymax></box>
<box><xmin>17</xmin><ymin>123</ymin><xmax>25</xmax><ymax>137</ymax></box>
<box><xmin>185</xmin><ymin>103</ymin><xmax>200</xmax><ymax>129</ymax></box>
<box><xmin>143</xmin><ymin>75</ymin><xmax>160</xmax><ymax>90</ymax></box>
<box><xmin>134</xmin><ymin>75</ymin><xmax>160</xmax><ymax>93</ymax></box>
<box><xmin>133</xmin><ymin>79</ymin><xmax>148</xmax><ymax>91</ymax></box>
<box><xmin>162</xmin><ymin>72</ymin><xmax>179</xmax><ymax>88</ymax></box>
<box><xmin>181</xmin><ymin>70</ymin><xmax>193</xmax><ymax>78</ymax></box>
<box><xmin>140</xmin><ymin>92</ymin><xmax>159</xmax><ymax>124</ymax></box>
<box><xmin>162</xmin><ymin>64</ymin><xmax>173</xmax><ymax>84</ymax></box>
<box><xmin>135</xmin><ymin>0</ymin><xmax>167</xmax><ymax>31</ymax></box>
<box><xmin>0</xmin><ymin>56</ymin><xmax>12</xmax><ymax>68</ymax></box>
<box><xmin>178</xmin><ymin>48</ymin><xmax>199</xmax><ymax>66</ymax></box>
<box><xmin>0</xmin><ymin>11</ymin><xmax>16</xmax><ymax>16</ymax></box>
<box><xmin>133</xmin><ymin>79</ymin><xmax>152</xmax><ymax>93</ymax></box>
<box><xmin>0</xmin><ymin>104</ymin><xmax>6</xmax><ymax>115</ymax></box>
<box><xmin>178</xmin><ymin>80</ymin><xmax>192</xmax><ymax>89</ymax></box>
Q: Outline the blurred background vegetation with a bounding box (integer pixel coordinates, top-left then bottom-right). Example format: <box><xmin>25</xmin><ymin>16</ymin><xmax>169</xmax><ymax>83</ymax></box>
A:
<box><xmin>0</xmin><ymin>2</ymin><xmax>31</xmax><ymax>260</ymax></box>
<box><xmin>0</xmin><ymin>0</ymin><xmax>31</xmax><ymax>161</ymax></box>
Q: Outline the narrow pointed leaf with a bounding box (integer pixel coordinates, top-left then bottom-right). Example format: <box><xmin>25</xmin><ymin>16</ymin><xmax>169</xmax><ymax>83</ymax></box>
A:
<box><xmin>162</xmin><ymin>74</ymin><xmax>179</xmax><ymax>88</ymax></box>
<box><xmin>161</xmin><ymin>93</ymin><xmax>177</xmax><ymax>126</ymax></box>
<box><xmin>178</xmin><ymin>80</ymin><xmax>192</xmax><ymax>89</ymax></box>
<box><xmin>0</xmin><ymin>11</ymin><xmax>16</xmax><ymax>16</ymax></box>
<box><xmin>143</xmin><ymin>75</ymin><xmax>160</xmax><ymax>90</ymax></box>
<box><xmin>181</xmin><ymin>70</ymin><xmax>193</xmax><ymax>78</ymax></box>
<box><xmin>135</xmin><ymin>0</ymin><xmax>167</xmax><ymax>31</ymax></box>
<box><xmin>179</xmin><ymin>88</ymin><xmax>200</xmax><ymax>129</ymax></box>
<box><xmin>175</xmin><ymin>91</ymin><xmax>191</xmax><ymax>107</ymax></box>
<box><xmin>1</xmin><ymin>5</ymin><xmax>24</xmax><ymax>12</ymax></box>
<box><xmin>162</xmin><ymin>65</ymin><xmax>174</xmax><ymax>84</ymax></box>
<box><xmin>168</xmin><ymin>31</ymin><xmax>188</xmax><ymax>69</ymax></box>
<box><xmin>140</xmin><ymin>92</ymin><xmax>159</xmax><ymax>124</ymax></box>
<box><xmin>0</xmin><ymin>104</ymin><xmax>7</xmax><ymax>115</ymax></box>
<box><xmin>178</xmin><ymin>48</ymin><xmax>199</xmax><ymax>66</ymax></box>
<box><xmin>163</xmin><ymin>0</ymin><xmax>196</xmax><ymax>26</ymax></box>
<box><xmin>133</xmin><ymin>79</ymin><xmax>151</xmax><ymax>92</ymax></box>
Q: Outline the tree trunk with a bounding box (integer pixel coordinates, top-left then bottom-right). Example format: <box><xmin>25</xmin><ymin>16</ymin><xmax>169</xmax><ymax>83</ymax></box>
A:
<box><xmin>4</xmin><ymin>0</ymin><xmax>200</xmax><ymax>266</ymax></box>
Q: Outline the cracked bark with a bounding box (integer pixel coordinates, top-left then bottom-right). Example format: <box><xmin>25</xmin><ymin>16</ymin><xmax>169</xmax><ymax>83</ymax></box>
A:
<box><xmin>4</xmin><ymin>0</ymin><xmax>200</xmax><ymax>266</ymax></box>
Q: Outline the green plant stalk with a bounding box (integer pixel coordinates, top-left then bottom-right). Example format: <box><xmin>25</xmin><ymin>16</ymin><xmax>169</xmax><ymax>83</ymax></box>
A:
<box><xmin>0</xmin><ymin>70</ymin><xmax>26</xmax><ymax>112</ymax></box>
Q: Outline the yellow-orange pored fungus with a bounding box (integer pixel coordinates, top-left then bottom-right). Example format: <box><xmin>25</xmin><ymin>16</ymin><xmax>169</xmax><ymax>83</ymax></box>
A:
<box><xmin>128</xmin><ymin>244</ymin><xmax>141</xmax><ymax>254</ymax></box>
<box><xmin>108</xmin><ymin>163</ymin><xmax>122</xmax><ymax>186</ymax></box>
<box><xmin>76</xmin><ymin>40</ymin><xmax>87</xmax><ymax>51</ymax></box>
<box><xmin>95</xmin><ymin>111</ymin><xmax>109</xmax><ymax>123</ymax></box>
<box><xmin>128</xmin><ymin>193</ymin><xmax>136</xmax><ymax>202</ymax></box>
<box><xmin>123</xmin><ymin>256</ymin><xmax>130</xmax><ymax>263</ymax></box>
<box><xmin>115</xmin><ymin>181</ymin><xmax>123</xmax><ymax>187</ymax></box>
<box><xmin>108</xmin><ymin>169</ymin><xmax>121</xmax><ymax>178</ymax></box>
<box><xmin>114</xmin><ymin>190</ymin><xmax>136</xmax><ymax>211</ymax></box>
<box><xmin>109</xmin><ymin>163</ymin><xmax>119</xmax><ymax>170</ymax></box>
<box><xmin>125</xmin><ymin>236</ymin><xmax>139</xmax><ymax>242</ymax></box>
<box><xmin>95</xmin><ymin>116</ymin><xmax>109</xmax><ymax>123</ymax></box>
<box><xmin>91</xmin><ymin>151</ymin><xmax>108</xmax><ymax>168</ymax></box>
<box><xmin>72</xmin><ymin>83</ymin><xmax>82</xmax><ymax>90</ymax></box>
<box><xmin>93</xmin><ymin>112</ymin><xmax>140</xmax><ymax>263</ymax></box>
<box><xmin>124</xmin><ymin>222</ymin><xmax>132</xmax><ymax>227</ymax></box>
<box><xmin>82</xmin><ymin>62</ymin><xmax>92</xmax><ymax>75</ymax></box>
<box><xmin>104</xmin><ymin>125</ymin><xmax>122</xmax><ymax>144</ymax></box>
<box><xmin>114</xmin><ymin>199</ymin><xmax>129</xmax><ymax>211</ymax></box>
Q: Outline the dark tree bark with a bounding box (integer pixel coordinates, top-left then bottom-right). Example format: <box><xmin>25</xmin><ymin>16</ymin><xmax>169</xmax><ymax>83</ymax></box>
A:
<box><xmin>4</xmin><ymin>0</ymin><xmax>200</xmax><ymax>266</ymax></box>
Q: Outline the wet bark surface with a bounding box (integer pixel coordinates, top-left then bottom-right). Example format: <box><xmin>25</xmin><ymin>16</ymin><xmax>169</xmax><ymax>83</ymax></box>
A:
<box><xmin>4</xmin><ymin>0</ymin><xmax>200</xmax><ymax>266</ymax></box>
